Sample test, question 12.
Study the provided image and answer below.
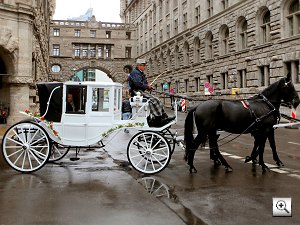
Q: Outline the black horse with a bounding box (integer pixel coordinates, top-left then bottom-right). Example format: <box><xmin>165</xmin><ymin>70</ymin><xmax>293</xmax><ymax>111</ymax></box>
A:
<box><xmin>184</xmin><ymin>74</ymin><xmax>299</xmax><ymax>173</ymax></box>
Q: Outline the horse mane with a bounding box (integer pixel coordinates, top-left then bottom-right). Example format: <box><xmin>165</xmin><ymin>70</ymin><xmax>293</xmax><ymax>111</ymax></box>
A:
<box><xmin>260</xmin><ymin>78</ymin><xmax>283</xmax><ymax>98</ymax></box>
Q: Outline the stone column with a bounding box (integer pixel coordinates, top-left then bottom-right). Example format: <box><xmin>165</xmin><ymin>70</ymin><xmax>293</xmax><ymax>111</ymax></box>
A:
<box><xmin>7</xmin><ymin>84</ymin><xmax>30</xmax><ymax>125</ymax></box>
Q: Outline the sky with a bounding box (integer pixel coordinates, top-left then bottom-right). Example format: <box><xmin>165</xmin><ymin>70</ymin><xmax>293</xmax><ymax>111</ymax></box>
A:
<box><xmin>53</xmin><ymin>0</ymin><xmax>122</xmax><ymax>23</ymax></box>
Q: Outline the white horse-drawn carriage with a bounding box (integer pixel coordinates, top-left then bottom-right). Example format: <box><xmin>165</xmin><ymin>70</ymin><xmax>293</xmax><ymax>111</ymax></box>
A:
<box><xmin>2</xmin><ymin>81</ymin><xmax>177</xmax><ymax>174</ymax></box>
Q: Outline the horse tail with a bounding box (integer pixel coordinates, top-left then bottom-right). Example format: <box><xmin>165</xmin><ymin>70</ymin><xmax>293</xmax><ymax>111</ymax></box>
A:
<box><xmin>184</xmin><ymin>106</ymin><xmax>197</xmax><ymax>149</ymax></box>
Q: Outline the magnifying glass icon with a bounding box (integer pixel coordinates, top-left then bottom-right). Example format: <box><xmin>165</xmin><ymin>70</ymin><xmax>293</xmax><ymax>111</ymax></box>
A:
<box><xmin>276</xmin><ymin>200</ymin><xmax>290</xmax><ymax>213</ymax></box>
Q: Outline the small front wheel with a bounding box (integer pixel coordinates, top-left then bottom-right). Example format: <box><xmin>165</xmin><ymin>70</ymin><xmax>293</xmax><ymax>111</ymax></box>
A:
<box><xmin>2</xmin><ymin>122</ymin><xmax>51</xmax><ymax>173</ymax></box>
<box><xmin>48</xmin><ymin>143</ymin><xmax>70</xmax><ymax>162</ymax></box>
<box><xmin>127</xmin><ymin>131</ymin><xmax>171</xmax><ymax>174</ymax></box>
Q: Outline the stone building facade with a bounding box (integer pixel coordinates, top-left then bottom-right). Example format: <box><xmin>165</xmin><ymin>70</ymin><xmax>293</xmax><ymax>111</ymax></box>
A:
<box><xmin>49</xmin><ymin>17</ymin><xmax>136</xmax><ymax>84</ymax></box>
<box><xmin>120</xmin><ymin>0</ymin><xmax>300</xmax><ymax>105</ymax></box>
<box><xmin>0</xmin><ymin>0</ymin><xmax>55</xmax><ymax>124</ymax></box>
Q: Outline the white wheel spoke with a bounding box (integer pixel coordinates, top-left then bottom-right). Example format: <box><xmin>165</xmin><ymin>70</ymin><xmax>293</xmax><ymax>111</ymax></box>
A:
<box><xmin>7</xmin><ymin>148</ymin><xmax>23</xmax><ymax>158</ymax></box>
<box><xmin>28</xmin><ymin>149</ymin><xmax>42</xmax><ymax>166</ymax></box>
<box><xmin>31</xmin><ymin>145</ymin><xmax>49</xmax><ymax>148</ymax></box>
<box><xmin>144</xmin><ymin>157</ymin><xmax>149</xmax><ymax>171</ymax></box>
<box><xmin>30</xmin><ymin>136</ymin><xmax>46</xmax><ymax>146</ymax></box>
<box><xmin>30</xmin><ymin>148</ymin><xmax>47</xmax><ymax>158</ymax></box>
<box><xmin>142</xmin><ymin>134</ymin><xmax>149</xmax><ymax>149</ymax></box>
<box><xmin>152</xmin><ymin>146</ymin><xmax>168</xmax><ymax>152</ymax></box>
<box><xmin>135</xmin><ymin>157</ymin><xmax>146</xmax><ymax>167</ymax></box>
<box><xmin>53</xmin><ymin>146</ymin><xmax>63</xmax><ymax>156</ymax></box>
<box><xmin>150</xmin><ymin>134</ymin><xmax>154</xmax><ymax>149</ymax></box>
<box><xmin>152</xmin><ymin>139</ymin><xmax>162</xmax><ymax>150</ymax></box>
<box><xmin>5</xmin><ymin>145</ymin><xmax>23</xmax><ymax>149</ymax></box>
<box><xmin>22</xmin><ymin>150</ymin><xmax>27</xmax><ymax>169</ymax></box>
<box><xmin>152</xmin><ymin>152</ymin><xmax>167</xmax><ymax>157</ymax></box>
<box><xmin>152</xmin><ymin>155</ymin><xmax>164</xmax><ymax>166</ymax></box>
<box><xmin>150</xmin><ymin>157</ymin><xmax>155</xmax><ymax>171</ymax></box>
<box><xmin>28</xmin><ymin>129</ymin><xmax>39</xmax><ymax>143</ymax></box>
<box><xmin>12</xmin><ymin>129</ymin><xmax>25</xmax><ymax>144</ymax></box>
<box><xmin>135</xmin><ymin>140</ymin><xmax>147</xmax><ymax>151</ymax></box>
<box><xmin>13</xmin><ymin>151</ymin><xmax>24</xmax><ymax>164</ymax></box>
<box><xmin>27</xmin><ymin>151</ymin><xmax>33</xmax><ymax>170</ymax></box>
<box><xmin>7</xmin><ymin>137</ymin><xmax>23</xmax><ymax>146</ymax></box>
<box><xmin>130</xmin><ymin>153</ymin><xmax>145</xmax><ymax>159</ymax></box>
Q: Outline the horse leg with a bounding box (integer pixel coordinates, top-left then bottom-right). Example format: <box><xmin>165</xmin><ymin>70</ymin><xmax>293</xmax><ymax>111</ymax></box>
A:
<box><xmin>245</xmin><ymin>139</ymin><xmax>259</xmax><ymax>165</ymax></box>
<box><xmin>268</xmin><ymin>129</ymin><xmax>284</xmax><ymax>167</ymax></box>
<box><xmin>185</xmin><ymin>135</ymin><xmax>203</xmax><ymax>173</ymax></box>
<box><xmin>256</xmin><ymin>136</ymin><xmax>270</xmax><ymax>173</ymax></box>
<box><xmin>209</xmin><ymin>134</ymin><xmax>221</xmax><ymax>168</ymax></box>
<box><xmin>209</xmin><ymin>133</ymin><xmax>232</xmax><ymax>172</ymax></box>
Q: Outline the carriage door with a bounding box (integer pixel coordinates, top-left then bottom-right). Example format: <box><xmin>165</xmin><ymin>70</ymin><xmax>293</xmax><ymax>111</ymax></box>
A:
<box><xmin>61</xmin><ymin>85</ymin><xmax>87</xmax><ymax>146</ymax></box>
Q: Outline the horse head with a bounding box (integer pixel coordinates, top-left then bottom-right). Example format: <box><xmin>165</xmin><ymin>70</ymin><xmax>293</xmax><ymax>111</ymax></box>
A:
<box><xmin>281</xmin><ymin>73</ymin><xmax>300</xmax><ymax>109</ymax></box>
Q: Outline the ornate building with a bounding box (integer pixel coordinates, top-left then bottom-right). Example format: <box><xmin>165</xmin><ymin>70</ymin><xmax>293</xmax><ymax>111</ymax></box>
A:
<box><xmin>0</xmin><ymin>0</ymin><xmax>55</xmax><ymax>124</ymax></box>
<box><xmin>49</xmin><ymin>16</ymin><xmax>136</xmax><ymax>83</ymax></box>
<box><xmin>120</xmin><ymin>0</ymin><xmax>300</xmax><ymax>103</ymax></box>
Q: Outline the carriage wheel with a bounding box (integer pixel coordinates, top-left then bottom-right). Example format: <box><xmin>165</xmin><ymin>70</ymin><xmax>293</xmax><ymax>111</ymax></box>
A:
<box><xmin>2</xmin><ymin>121</ymin><xmax>51</xmax><ymax>173</ymax></box>
<box><xmin>160</xmin><ymin>128</ymin><xmax>176</xmax><ymax>154</ymax></box>
<box><xmin>48</xmin><ymin>143</ymin><xmax>70</xmax><ymax>162</ymax></box>
<box><xmin>137</xmin><ymin>177</ymin><xmax>170</xmax><ymax>198</ymax></box>
<box><xmin>127</xmin><ymin>131</ymin><xmax>171</xmax><ymax>174</ymax></box>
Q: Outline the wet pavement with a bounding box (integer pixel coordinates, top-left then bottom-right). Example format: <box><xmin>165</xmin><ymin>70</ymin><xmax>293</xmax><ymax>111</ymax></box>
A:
<box><xmin>1</xmin><ymin>109</ymin><xmax>300</xmax><ymax>225</ymax></box>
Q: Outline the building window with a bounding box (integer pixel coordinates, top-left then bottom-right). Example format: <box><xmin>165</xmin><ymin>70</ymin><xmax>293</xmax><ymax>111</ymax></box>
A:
<box><xmin>106</xmin><ymin>46</ymin><xmax>111</xmax><ymax>58</ymax></box>
<box><xmin>126</xmin><ymin>32</ymin><xmax>131</xmax><ymax>39</ymax></box>
<box><xmin>221</xmin><ymin>0</ymin><xmax>229</xmax><ymax>10</ymax></box>
<box><xmin>74</xmin><ymin>45</ymin><xmax>80</xmax><ymax>57</ymax></box>
<box><xmin>195</xmin><ymin>6</ymin><xmax>201</xmax><ymax>24</ymax></box>
<box><xmin>183</xmin><ymin>41</ymin><xmax>189</xmax><ymax>66</ymax></box>
<box><xmin>174</xmin><ymin>0</ymin><xmax>178</xmax><ymax>8</ymax></box>
<box><xmin>106</xmin><ymin>31</ymin><xmax>111</xmax><ymax>38</ymax></box>
<box><xmin>259</xmin><ymin>65</ymin><xmax>270</xmax><ymax>86</ymax></box>
<box><xmin>90</xmin><ymin>30</ymin><xmax>96</xmax><ymax>38</ymax></box>
<box><xmin>159</xmin><ymin>0</ymin><xmax>163</xmax><ymax>19</ymax></box>
<box><xmin>153</xmin><ymin>33</ymin><xmax>157</xmax><ymax>46</ymax></box>
<box><xmin>98</xmin><ymin>45</ymin><xmax>104</xmax><ymax>58</ymax></box>
<box><xmin>174</xmin><ymin>19</ymin><xmax>178</xmax><ymax>35</ymax></box>
<box><xmin>166</xmin><ymin>24</ymin><xmax>170</xmax><ymax>39</ymax></box>
<box><xmin>159</xmin><ymin>29</ymin><xmax>163</xmax><ymax>43</ymax></box>
<box><xmin>175</xmin><ymin>80</ymin><xmax>180</xmax><ymax>93</ymax></box>
<box><xmin>207</xmin><ymin>0</ymin><xmax>213</xmax><ymax>18</ymax></box>
<box><xmin>207</xmin><ymin>75</ymin><xmax>213</xmax><ymax>85</ymax></box>
<box><xmin>90</xmin><ymin>46</ymin><xmax>96</xmax><ymax>58</ymax></box>
<box><xmin>166</xmin><ymin>50</ymin><xmax>171</xmax><ymax>70</ymax></box>
<box><xmin>185</xmin><ymin>79</ymin><xmax>189</xmax><ymax>92</ymax></box>
<box><xmin>261</xmin><ymin>10</ymin><xmax>271</xmax><ymax>44</ymax></box>
<box><xmin>220</xmin><ymin>25</ymin><xmax>230</xmax><ymax>55</ymax></box>
<box><xmin>287</xmin><ymin>0</ymin><xmax>300</xmax><ymax>36</ymax></box>
<box><xmin>53</xmin><ymin>28</ymin><xmax>60</xmax><ymax>37</ymax></box>
<box><xmin>285</xmin><ymin>61</ymin><xmax>300</xmax><ymax>83</ymax></box>
<box><xmin>51</xmin><ymin>65</ymin><xmax>61</xmax><ymax>73</ymax></box>
<box><xmin>238</xmin><ymin>17</ymin><xmax>248</xmax><ymax>50</ymax></box>
<box><xmin>149</xmin><ymin>10</ymin><xmax>153</xmax><ymax>27</ymax></box>
<box><xmin>82</xmin><ymin>45</ymin><xmax>88</xmax><ymax>58</ymax></box>
<box><xmin>194</xmin><ymin>37</ymin><xmax>201</xmax><ymax>63</ymax></box>
<box><xmin>221</xmin><ymin>72</ymin><xmax>228</xmax><ymax>89</ymax></box>
<box><xmin>183</xmin><ymin>13</ymin><xmax>188</xmax><ymax>30</ymax></box>
<box><xmin>205</xmin><ymin>32</ymin><xmax>213</xmax><ymax>60</ymax></box>
<box><xmin>150</xmin><ymin>37</ymin><xmax>153</xmax><ymax>49</ymax></box>
<box><xmin>175</xmin><ymin>46</ymin><xmax>180</xmax><ymax>68</ymax></box>
<box><xmin>165</xmin><ymin>0</ymin><xmax>170</xmax><ymax>14</ymax></box>
<box><xmin>237</xmin><ymin>69</ymin><xmax>247</xmax><ymax>88</ymax></box>
<box><xmin>74</xmin><ymin>29</ymin><xmax>80</xmax><ymax>37</ymax></box>
<box><xmin>53</xmin><ymin>44</ymin><xmax>60</xmax><ymax>56</ymax></box>
<box><xmin>125</xmin><ymin>47</ymin><xmax>131</xmax><ymax>58</ymax></box>
<box><xmin>195</xmin><ymin>77</ymin><xmax>200</xmax><ymax>92</ymax></box>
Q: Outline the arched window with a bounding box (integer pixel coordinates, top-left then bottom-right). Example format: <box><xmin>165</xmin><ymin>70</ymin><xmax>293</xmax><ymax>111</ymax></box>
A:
<box><xmin>219</xmin><ymin>25</ymin><xmax>230</xmax><ymax>55</ymax></box>
<box><xmin>287</xmin><ymin>0</ymin><xmax>300</xmax><ymax>36</ymax></box>
<box><xmin>193</xmin><ymin>37</ymin><xmax>201</xmax><ymax>63</ymax></box>
<box><xmin>51</xmin><ymin>65</ymin><xmax>61</xmax><ymax>73</ymax></box>
<box><xmin>183</xmin><ymin>41</ymin><xmax>189</xmax><ymax>66</ymax></box>
<box><xmin>205</xmin><ymin>31</ymin><xmax>213</xmax><ymax>60</ymax></box>
<box><xmin>261</xmin><ymin>10</ymin><xmax>271</xmax><ymax>43</ymax></box>
<box><xmin>237</xmin><ymin>17</ymin><xmax>248</xmax><ymax>50</ymax></box>
<box><xmin>175</xmin><ymin>45</ymin><xmax>180</xmax><ymax>69</ymax></box>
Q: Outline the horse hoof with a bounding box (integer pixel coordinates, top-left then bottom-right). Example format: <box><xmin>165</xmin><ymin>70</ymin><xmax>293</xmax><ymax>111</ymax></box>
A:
<box><xmin>225</xmin><ymin>166</ymin><xmax>233</xmax><ymax>173</ymax></box>
<box><xmin>244</xmin><ymin>156</ymin><xmax>251</xmax><ymax>163</ymax></box>
<box><xmin>276</xmin><ymin>160</ymin><xmax>284</xmax><ymax>167</ymax></box>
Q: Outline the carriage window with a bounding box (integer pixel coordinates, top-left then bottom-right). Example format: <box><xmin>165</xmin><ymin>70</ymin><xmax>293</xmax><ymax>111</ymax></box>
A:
<box><xmin>92</xmin><ymin>88</ymin><xmax>110</xmax><ymax>112</ymax></box>
<box><xmin>66</xmin><ymin>86</ymin><xmax>87</xmax><ymax>114</ymax></box>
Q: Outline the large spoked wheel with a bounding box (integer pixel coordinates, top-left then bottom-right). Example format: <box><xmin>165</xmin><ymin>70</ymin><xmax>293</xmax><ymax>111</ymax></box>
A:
<box><xmin>48</xmin><ymin>143</ymin><xmax>70</xmax><ymax>162</ymax></box>
<box><xmin>2</xmin><ymin>121</ymin><xmax>51</xmax><ymax>173</ymax></box>
<box><xmin>127</xmin><ymin>131</ymin><xmax>171</xmax><ymax>174</ymax></box>
<box><xmin>160</xmin><ymin>128</ymin><xmax>176</xmax><ymax>154</ymax></box>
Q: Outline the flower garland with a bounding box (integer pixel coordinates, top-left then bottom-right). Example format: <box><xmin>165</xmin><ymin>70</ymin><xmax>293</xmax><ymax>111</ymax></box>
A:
<box><xmin>24</xmin><ymin>109</ymin><xmax>61</xmax><ymax>139</ymax></box>
<box><xmin>102</xmin><ymin>122</ymin><xmax>144</xmax><ymax>138</ymax></box>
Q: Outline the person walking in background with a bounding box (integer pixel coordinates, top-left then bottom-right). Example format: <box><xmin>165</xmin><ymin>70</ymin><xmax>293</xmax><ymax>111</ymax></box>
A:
<box><xmin>128</xmin><ymin>59</ymin><xmax>175</xmax><ymax>127</ymax></box>
<box><xmin>123</xmin><ymin>64</ymin><xmax>133</xmax><ymax>98</ymax></box>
